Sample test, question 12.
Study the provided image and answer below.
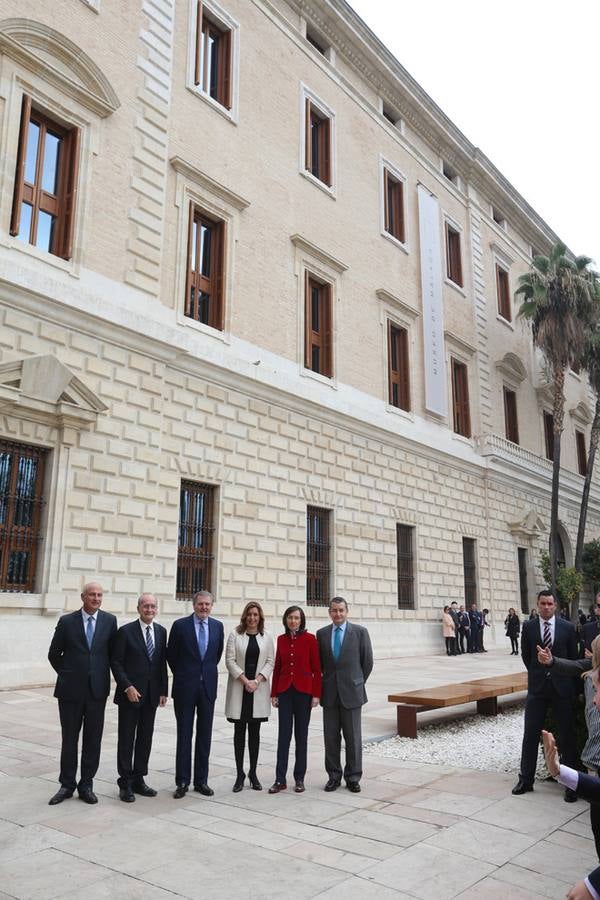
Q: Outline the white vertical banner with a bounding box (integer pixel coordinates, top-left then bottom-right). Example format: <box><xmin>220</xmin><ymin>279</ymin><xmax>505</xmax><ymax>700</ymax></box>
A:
<box><xmin>417</xmin><ymin>184</ymin><xmax>447</xmax><ymax>418</ymax></box>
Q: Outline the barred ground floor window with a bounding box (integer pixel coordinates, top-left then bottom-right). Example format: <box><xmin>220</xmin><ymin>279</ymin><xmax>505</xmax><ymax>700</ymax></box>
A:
<box><xmin>0</xmin><ymin>440</ymin><xmax>47</xmax><ymax>592</ymax></box>
<box><xmin>176</xmin><ymin>481</ymin><xmax>215</xmax><ymax>600</ymax></box>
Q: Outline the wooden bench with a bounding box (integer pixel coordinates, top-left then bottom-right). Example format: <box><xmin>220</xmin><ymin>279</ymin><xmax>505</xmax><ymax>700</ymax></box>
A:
<box><xmin>388</xmin><ymin>672</ymin><xmax>528</xmax><ymax>738</ymax></box>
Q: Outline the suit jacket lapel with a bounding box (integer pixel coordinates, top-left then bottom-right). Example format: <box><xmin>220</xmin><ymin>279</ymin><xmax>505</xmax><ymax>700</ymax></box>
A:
<box><xmin>338</xmin><ymin>622</ymin><xmax>353</xmax><ymax>662</ymax></box>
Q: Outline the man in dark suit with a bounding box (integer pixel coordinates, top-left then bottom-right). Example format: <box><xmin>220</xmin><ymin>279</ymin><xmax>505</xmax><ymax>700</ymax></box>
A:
<box><xmin>316</xmin><ymin>596</ymin><xmax>373</xmax><ymax>793</ymax></box>
<box><xmin>47</xmin><ymin>581</ymin><xmax>118</xmax><ymax>805</ymax></box>
<box><xmin>467</xmin><ymin>603</ymin><xmax>482</xmax><ymax>652</ymax></box>
<box><xmin>111</xmin><ymin>593</ymin><xmax>168</xmax><ymax>802</ymax></box>
<box><xmin>512</xmin><ymin>589</ymin><xmax>578</xmax><ymax>801</ymax></box>
<box><xmin>543</xmin><ymin>728</ymin><xmax>600</xmax><ymax>899</ymax></box>
<box><xmin>167</xmin><ymin>590</ymin><xmax>224</xmax><ymax>799</ymax></box>
<box><xmin>583</xmin><ymin>594</ymin><xmax>600</xmax><ymax>651</ymax></box>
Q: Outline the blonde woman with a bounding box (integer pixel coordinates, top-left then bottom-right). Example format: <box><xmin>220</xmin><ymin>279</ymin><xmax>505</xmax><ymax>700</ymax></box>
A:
<box><xmin>225</xmin><ymin>602</ymin><xmax>274</xmax><ymax>792</ymax></box>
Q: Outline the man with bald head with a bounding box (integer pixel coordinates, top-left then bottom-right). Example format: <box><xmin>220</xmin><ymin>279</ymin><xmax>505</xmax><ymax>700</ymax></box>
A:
<box><xmin>111</xmin><ymin>593</ymin><xmax>168</xmax><ymax>802</ymax></box>
<box><xmin>48</xmin><ymin>581</ymin><xmax>118</xmax><ymax>805</ymax></box>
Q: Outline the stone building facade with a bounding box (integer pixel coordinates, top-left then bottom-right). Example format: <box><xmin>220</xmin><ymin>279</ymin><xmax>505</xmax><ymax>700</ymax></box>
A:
<box><xmin>0</xmin><ymin>0</ymin><xmax>598</xmax><ymax>687</ymax></box>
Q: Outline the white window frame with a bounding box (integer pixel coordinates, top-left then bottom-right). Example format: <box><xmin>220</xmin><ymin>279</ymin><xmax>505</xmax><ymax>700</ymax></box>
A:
<box><xmin>380</xmin><ymin>156</ymin><xmax>408</xmax><ymax>253</ymax></box>
<box><xmin>300</xmin><ymin>84</ymin><xmax>336</xmax><ymax>198</ymax></box>
<box><xmin>187</xmin><ymin>0</ymin><xmax>240</xmax><ymax>124</ymax></box>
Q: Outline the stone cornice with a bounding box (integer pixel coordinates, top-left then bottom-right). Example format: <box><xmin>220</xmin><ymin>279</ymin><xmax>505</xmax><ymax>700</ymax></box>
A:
<box><xmin>0</xmin><ymin>18</ymin><xmax>120</xmax><ymax>117</ymax></box>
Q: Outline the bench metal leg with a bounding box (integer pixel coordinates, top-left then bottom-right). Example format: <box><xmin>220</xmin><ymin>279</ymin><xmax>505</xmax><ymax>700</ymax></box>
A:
<box><xmin>396</xmin><ymin>705</ymin><xmax>418</xmax><ymax>738</ymax></box>
<box><xmin>477</xmin><ymin>696</ymin><xmax>498</xmax><ymax>716</ymax></box>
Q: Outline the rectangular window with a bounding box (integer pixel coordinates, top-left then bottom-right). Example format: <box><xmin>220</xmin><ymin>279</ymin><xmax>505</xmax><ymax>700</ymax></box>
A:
<box><xmin>176</xmin><ymin>481</ymin><xmax>215</xmax><ymax>600</ymax></box>
<box><xmin>462</xmin><ymin>537</ymin><xmax>477</xmax><ymax>606</ymax></box>
<box><xmin>0</xmin><ymin>440</ymin><xmax>46</xmax><ymax>593</ymax></box>
<box><xmin>306</xmin><ymin>506</ymin><xmax>330</xmax><ymax>606</ymax></box>
<box><xmin>388</xmin><ymin>322</ymin><xmax>410</xmax><ymax>411</ymax></box>
<box><xmin>396</xmin><ymin>524</ymin><xmax>415</xmax><ymax>610</ymax></box>
<box><xmin>543</xmin><ymin>411</ymin><xmax>554</xmax><ymax>460</ymax></box>
<box><xmin>305</xmin><ymin>99</ymin><xmax>331</xmax><ymax>187</ymax></box>
<box><xmin>194</xmin><ymin>1</ymin><xmax>232</xmax><ymax>109</ymax></box>
<box><xmin>445</xmin><ymin>223</ymin><xmax>463</xmax><ymax>287</ymax></box>
<box><xmin>383</xmin><ymin>168</ymin><xmax>405</xmax><ymax>243</ymax></box>
<box><xmin>304</xmin><ymin>274</ymin><xmax>332</xmax><ymax>377</ymax></box>
<box><xmin>10</xmin><ymin>95</ymin><xmax>80</xmax><ymax>260</ymax></box>
<box><xmin>496</xmin><ymin>264</ymin><xmax>511</xmax><ymax>321</ymax></box>
<box><xmin>503</xmin><ymin>387</ymin><xmax>519</xmax><ymax>444</ymax></box>
<box><xmin>185</xmin><ymin>202</ymin><xmax>225</xmax><ymax>330</ymax></box>
<box><xmin>451</xmin><ymin>359</ymin><xmax>471</xmax><ymax>438</ymax></box>
<box><xmin>576</xmin><ymin>429</ymin><xmax>588</xmax><ymax>476</ymax></box>
<box><xmin>518</xmin><ymin>547</ymin><xmax>529</xmax><ymax>615</ymax></box>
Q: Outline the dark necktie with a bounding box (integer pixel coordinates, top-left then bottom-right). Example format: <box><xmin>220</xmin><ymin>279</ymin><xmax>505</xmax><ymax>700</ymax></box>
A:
<box><xmin>543</xmin><ymin>621</ymin><xmax>552</xmax><ymax>650</ymax></box>
<box><xmin>146</xmin><ymin>625</ymin><xmax>154</xmax><ymax>659</ymax></box>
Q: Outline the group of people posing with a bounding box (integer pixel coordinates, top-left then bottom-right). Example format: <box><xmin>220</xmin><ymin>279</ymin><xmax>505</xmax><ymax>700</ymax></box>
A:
<box><xmin>441</xmin><ymin>602</ymin><xmax>489</xmax><ymax>655</ymax></box>
<box><xmin>46</xmin><ymin>582</ymin><xmax>373</xmax><ymax>806</ymax></box>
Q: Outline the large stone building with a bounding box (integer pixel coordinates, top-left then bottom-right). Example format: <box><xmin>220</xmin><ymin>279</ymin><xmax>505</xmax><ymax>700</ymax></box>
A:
<box><xmin>0</xmin><ymin>0</ymin><xmax>597</xmax><ymax>688</ymax></box>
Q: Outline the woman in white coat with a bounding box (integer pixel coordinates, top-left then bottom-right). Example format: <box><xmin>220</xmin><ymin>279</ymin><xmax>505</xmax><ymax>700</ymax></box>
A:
<box><xmin>225</xmin><ymin>602</ymin><xmax>275</xmax><ymax>792</ymax></box>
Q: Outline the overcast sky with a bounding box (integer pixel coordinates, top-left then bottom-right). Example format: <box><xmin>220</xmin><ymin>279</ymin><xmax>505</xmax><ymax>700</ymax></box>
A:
<box><xmin>348</xmin><ymin>0</ymin><xmax>600</xmax><ymax>268</ymax></box>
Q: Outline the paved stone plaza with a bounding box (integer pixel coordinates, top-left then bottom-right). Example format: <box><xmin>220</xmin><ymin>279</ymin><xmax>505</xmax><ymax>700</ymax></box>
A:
<box><xmin>0</xmin><ymin>649</ymin><xmax>595</xmax><ymax>899</ymax></box>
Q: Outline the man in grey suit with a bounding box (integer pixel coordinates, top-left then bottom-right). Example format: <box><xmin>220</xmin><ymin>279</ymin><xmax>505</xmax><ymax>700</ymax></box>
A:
<box><xmin>316</xmin><ymin>596</ymin><xmax>373</xmax><ymax>793</ymax></box>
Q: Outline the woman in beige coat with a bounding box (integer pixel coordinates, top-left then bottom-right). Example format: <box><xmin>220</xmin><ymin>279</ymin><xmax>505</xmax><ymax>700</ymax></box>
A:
<box><xmin>442</xmin><ymin>606</ymin><xmax>456</xmax><ymax>656</ymax></box>
<box><xmin>225</xmin><ymin>602</ymin><xmax>275</xmax><ymax>792</ymax></box>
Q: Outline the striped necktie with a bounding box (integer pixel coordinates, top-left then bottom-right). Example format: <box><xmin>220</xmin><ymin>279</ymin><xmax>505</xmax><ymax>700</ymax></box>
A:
<box><xmin>543</xmin><ymin>620</ymin><xmax>552</xmax><ymax>650</ymax></box>
<box><xmin>86</xmin><ymin>615</ymin><xmax>94</xmax><ymax>649</ymax></box>
<box><xmin>145</xmin><ymin>625</ymin><xmax>154</xmax><ymax>659</ymax></box>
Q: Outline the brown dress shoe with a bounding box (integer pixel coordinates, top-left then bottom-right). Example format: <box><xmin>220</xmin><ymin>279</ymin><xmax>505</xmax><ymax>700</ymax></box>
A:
<box><xmin>294</xmin><ymin>781</ymin><xmax>305</xmax><ymax>793</ymax></box>
<box><xmin>268</xmin><ymin>782</ymin><xmax>287</xmax><ymax>794</ymax></box>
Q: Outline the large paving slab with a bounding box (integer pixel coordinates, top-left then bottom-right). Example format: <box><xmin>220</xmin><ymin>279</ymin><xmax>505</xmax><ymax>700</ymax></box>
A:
<box><xmin>0</xmin><ymin>649</ymin><xmax>595</xmax><ymax>899</ymax></box>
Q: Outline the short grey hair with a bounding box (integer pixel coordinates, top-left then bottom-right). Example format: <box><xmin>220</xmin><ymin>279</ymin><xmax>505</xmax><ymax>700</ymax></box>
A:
<box><xmin>137</xmin><ymin>593</ymin><xmax>157</xmax><ymax>608</ymax></box>
<box><xmin>329</xmin><ymin>596</ymin><xmax>348</xmax><ymax>611</ymax></box>
<box><xmin>193</xmin><ymin>590</ymin><xmax>213</xmax><ymax>603</ymax></box>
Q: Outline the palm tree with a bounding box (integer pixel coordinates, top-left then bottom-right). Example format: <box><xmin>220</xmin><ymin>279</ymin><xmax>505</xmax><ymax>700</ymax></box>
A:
<box><xmin>516</xmin><ymin>242</ymin><xmax>599</xmax><ymax>595</ymax></box>
<box><xmin>575</xmin><ymin>329</ymin><xmax>600</xmax><ymax>580</ymax></box>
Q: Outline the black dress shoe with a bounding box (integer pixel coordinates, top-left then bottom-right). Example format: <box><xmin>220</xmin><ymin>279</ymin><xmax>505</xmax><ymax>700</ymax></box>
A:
<box><xmin>564</xmin><ymin>787</ymin><xmax>578</xmax><ymax>803</ymax></box>
<box><xmin>268</xmin><ymin>782</ymin><xmax>287</xmax><ymax>794</ymax></box>
<box><xmin>294</xmin><ymin>780</ymin><xmax>305</xmax><ymax>793</ymax></box>
<box><xmin>194</xmin><ymin>783</ymin><xmax>214</xmax><ymax>796</ymax></box>
<box><xmin>132</xmin><ymin>781</ymin><xmax>157</xmax><ymax>797</ymax></box>
<box><xmin>324</xmin><ymin>779</ymin><xmax>341</xmax><ymax>792</ymax></box>
<box><xmin>48</xmin><ymin>787</ymin><xmax>73</xmax><ymax>806</ymax></box>
<box><xmin>232</xmin><ymin>775</ymin><xmax>245</xmax><ymax>793</ymax></box>
<box><xmin>248</xmin><ymin>772</ymin><xmax>262</xmax><ymax>791</ymax></box>
<box><xmin>78</xmin><ymin>788</ymin><xmax>98</xmax><ymax>804</ymax></box>
<box><xmin>346</xmin><ymin>782</ymin><xmax>361</xmax><ymax>793</ymax></box>
<box><xmin>511</xmin><ymin>779</ymin><xmax>533</xmax><ymax>795</ymax></box>
<box><xmin>119</xmin><ymin>787</ymin><xmax>135</xmax><ymax>803</ymax></box>
<box><xmin>173</xmin><ymin>784</ymin><xmax>188</xmax><ymax>799</ymax></box>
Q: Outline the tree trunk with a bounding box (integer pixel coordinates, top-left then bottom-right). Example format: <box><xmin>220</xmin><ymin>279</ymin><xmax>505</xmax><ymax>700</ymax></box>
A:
<box><xmin>549</xmin><ymin>367</ymin><xmax>565</xmax><ymax>597</ymax></box>
<box><xmin>572</xmin><ymin>395</ymin><xmax>600</xmax><ymax>621</ymax></box>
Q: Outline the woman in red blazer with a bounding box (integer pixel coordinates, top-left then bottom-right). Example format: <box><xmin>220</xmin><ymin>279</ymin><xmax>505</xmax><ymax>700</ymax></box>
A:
<box><xmin>268</xmin><ymin>605</ymin><xmax>321</xmax><ymax>794</ymax></box>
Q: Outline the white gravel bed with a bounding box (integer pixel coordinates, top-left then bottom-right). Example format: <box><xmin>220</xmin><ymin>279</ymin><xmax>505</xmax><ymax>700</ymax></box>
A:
<box><xmin>365</xmin><ymin>706</ymin><xmax>548</xmax><ymax>777</ymax></box>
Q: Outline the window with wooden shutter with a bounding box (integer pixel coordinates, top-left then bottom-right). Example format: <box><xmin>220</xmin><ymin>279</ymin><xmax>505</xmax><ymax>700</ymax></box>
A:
<box><xmin>396</xmin><ymin>524</ymin><xmax>415</xmax><ymax>610</ymax></box>
<box><xmin>496</xmin><ymin>264</ymin><xmax>511</xmax><ymax>321</ymax></box>
<box><xmin>10</xmin><ymin>95</ymin><xmax>80</xmax><ymax>260</ymax></box>
<box><xmin>451</xmin><ymin>359</ymin><xmax>471</xmax><ymax>438</ymax></box>
<box><xmin>176</xmin><ymin>481</ymin><xmax>215</xmax><ymax>600</ymax></box>
<box><xmin>0</xmin><ymin>440</ymin><xmax>47</xmax><ymax>593</ymax></box>
<box><xmin>503</xmin><ymin>387</ymin><xmax>519</xmax><ymax>444</ymax></box>
<box><xmin>518</xmin><ymin>547</ymin><xmax>529</xmax><ymax>614</ymax></box>
<box><xmin>194</xmin><ymin>1</ymin><xmax>232</xmax><ymax>109</ymax></box>
<box><xmin>388</xmin><ymin>322</ymin><xmax>410</xmax><ymax>411</ymax></box>
<box><xmin>305</xmin><ymin>99</ymin><xmax>332</xmax><ymax>186</ymax></box>
<box><xmin>304</xmin><ymin>274</ymin><xmax>332</xmax><ymax>377</ymax></box>
<box><xmin>543</xmin><ymin>411</ymin><xmax>554</xmax><ymax>460</ymax></box>
<box><xmin>185</xmin><ymin>203</ymin><xmax>225</xmax><ymax>330</ymax></box>
<box><xmin>445</xmin><ymin>223</ymin><xmax>463</xmax><ymax>287</ymax></box>
<box><xmin>576</xmin><ymin>430</ymin><xmax>588</xmax><ymax>476</ymax></box>
<box><xmin>383</xmin><ymin>168</ymin><xmax>405</xmax><ymax>243</ymax></box>
<box><xmin>307</xmin><ymin>506</ymin><xmax>330</xmax><ymax>606</ymax></box>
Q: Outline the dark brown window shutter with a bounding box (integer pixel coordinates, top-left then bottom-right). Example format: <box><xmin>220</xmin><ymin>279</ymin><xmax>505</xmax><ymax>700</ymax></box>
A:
<box><xmin>10</xmin><ymin>93</ymin><xmax>32</xmax><ymax>237</ymax></box>
<box><xmin>61</xmin><ymin>126</ymin><xmax>80</xmax><ymax>260</ymax></box>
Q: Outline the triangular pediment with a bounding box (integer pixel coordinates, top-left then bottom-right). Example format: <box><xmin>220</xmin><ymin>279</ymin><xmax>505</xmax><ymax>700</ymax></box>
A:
<box><xmin>0</xmin><ymin>19</ymin><xmax>119</xmax><ymax>117</ymax></box>
<box><xmin>0</xmin><ymin>354</ymin><xmax>107</xmax><ymax>429</ymax></box>
<box><xmin>508</xmin><ymin>509</ymin><xmax>547</xmax><ymax>539</ymax></box>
